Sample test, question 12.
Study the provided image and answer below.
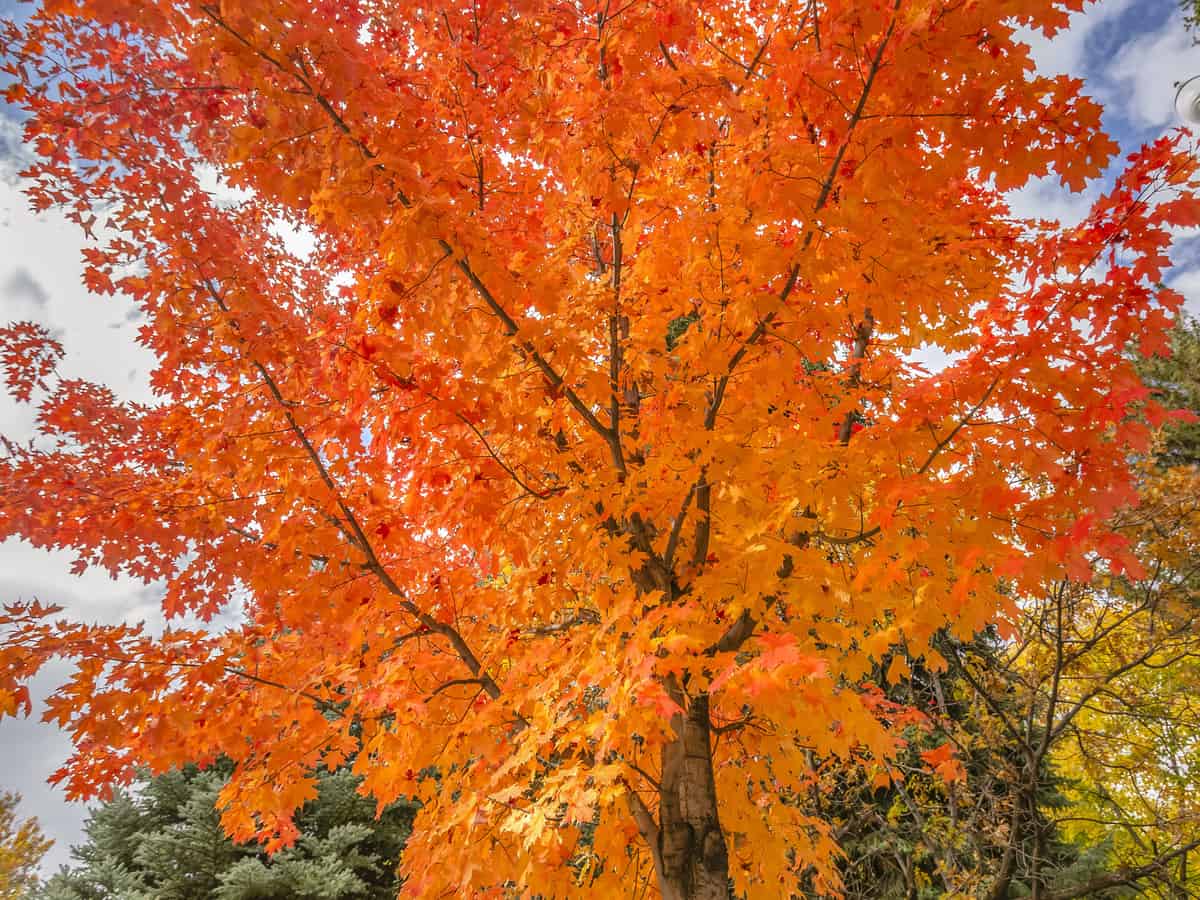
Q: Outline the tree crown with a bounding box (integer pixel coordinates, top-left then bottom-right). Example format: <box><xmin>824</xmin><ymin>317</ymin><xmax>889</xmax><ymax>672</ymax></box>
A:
<box><xmin>2</xmin><ymin>0</ymin><xmax>1198</xmax><ymax>895</ymax></box>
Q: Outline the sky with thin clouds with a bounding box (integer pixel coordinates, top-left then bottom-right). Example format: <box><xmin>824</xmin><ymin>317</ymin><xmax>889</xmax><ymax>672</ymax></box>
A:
<box><xmin>1</xmin><ymin>0</ymin><xmax>1200</xmax><ymax>877</ymax></box>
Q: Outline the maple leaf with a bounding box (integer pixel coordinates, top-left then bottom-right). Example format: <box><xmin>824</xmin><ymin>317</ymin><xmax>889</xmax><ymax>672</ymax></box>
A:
<box><xmin>919</xmin><ymin>742</ymin><xmax>966</xmax><ymax>784</ymax></box>
<box><xmin>0</xmin><ymin>322</ymin><xmax>63</xmax><ymax>403</ymax></box>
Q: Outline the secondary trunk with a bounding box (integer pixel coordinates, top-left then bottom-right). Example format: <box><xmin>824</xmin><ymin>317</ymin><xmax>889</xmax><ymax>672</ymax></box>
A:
<box><xmin>654</xmin><ymin>693</ymin><xmax>731</xmax><ymax>900</ymax></box>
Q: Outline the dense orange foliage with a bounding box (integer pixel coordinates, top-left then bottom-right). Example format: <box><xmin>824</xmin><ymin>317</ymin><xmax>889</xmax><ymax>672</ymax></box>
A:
<box><xmin>2</xmin><ymin>0</ymin><xmax>1198</xmax><ymax>895</ymax></box>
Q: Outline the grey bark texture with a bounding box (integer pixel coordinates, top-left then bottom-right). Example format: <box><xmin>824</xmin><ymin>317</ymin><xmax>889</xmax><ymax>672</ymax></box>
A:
<box><xmin>654</xmin><ymin>694</ymin><xmax>731</xmax><ymax>900</ymax></box>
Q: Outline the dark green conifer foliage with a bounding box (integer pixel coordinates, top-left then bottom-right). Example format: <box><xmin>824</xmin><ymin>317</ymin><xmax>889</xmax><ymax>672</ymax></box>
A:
<box><xmin>34</xmin><ymin>763</ymin><xmax>414</xmax><ymax>900</ymax></box>
<box><xmin>829</xmin><ymin>636</ymin><xmax>1094</xmax><ymax>898</ymax></box>
<box><xmin>1138</xmin><ymin>313</ymin><xmax>1200</xmax><ymax>467</ymax></box>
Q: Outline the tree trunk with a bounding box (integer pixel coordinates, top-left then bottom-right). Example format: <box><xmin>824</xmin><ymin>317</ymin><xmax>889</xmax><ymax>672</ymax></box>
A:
<box><xmin>986</xmin><ymin>792</ymin><xmax>1024</xmax><ymax>900</ymax></box>
<box><xmin>654</xmin><ymin>694</ymin><xmax>731</xmax><ymax>900</ymax></box>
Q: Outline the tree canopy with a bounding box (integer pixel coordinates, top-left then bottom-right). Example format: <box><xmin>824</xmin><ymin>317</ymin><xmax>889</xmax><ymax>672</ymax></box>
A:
<box><xmin>1</xmin><ymin>0</ymin><xmax>1199</xmax><ymax>897</ymax></box>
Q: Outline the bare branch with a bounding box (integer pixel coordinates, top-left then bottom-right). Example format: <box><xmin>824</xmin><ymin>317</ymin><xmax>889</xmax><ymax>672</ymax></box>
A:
<box><xmin>427</xmin><ymin>678</ymin><xmax>486</xmax><ymax>700</ymax></box>
<box><xmin>626</xmin><ymin>786</ymin><xmax>666</xmax><ymax>887</ymax></box>
<box><xmin>1044</xmin><ymin>839</ymin><xmax>1200</xmax><ymax>900</ymax></box>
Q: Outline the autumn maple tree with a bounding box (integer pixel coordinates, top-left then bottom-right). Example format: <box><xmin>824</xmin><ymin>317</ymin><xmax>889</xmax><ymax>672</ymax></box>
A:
<box><xmin>2</xmin><ymin>0</ymin><xmax>1199</xmax><ymax>896</ymax></box>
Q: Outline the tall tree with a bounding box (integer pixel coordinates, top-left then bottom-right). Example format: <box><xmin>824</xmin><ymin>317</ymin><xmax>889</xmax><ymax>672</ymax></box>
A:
<box><xmin>1025</xmin><ymin>318</ymin><xmax>1200</xmax><ymax>899</ymax></box>
<box><xmin>35</xmin><ymin>763</ymin><xmax>414</xmax><ymax>900</ymax></box>
<box><xmin>1</xmin><ymin>0</ymin><xmax>1198</xmax><ymax>896</ymax></box>
<box><xmin>0</xmin><ymin>791</ymin><xmax>52</xmax><ymax>900</ymax></box>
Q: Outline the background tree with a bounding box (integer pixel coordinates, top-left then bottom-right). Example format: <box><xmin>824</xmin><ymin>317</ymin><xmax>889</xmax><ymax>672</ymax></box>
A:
<box><xmin>1182</xmin><ymin>0</ymin><xmax>1200</xmax><ymax>38</ymax></box>
<box><xmin>1022</xmin><ymin>318</ymin><xmax>1200</xmax><ymax>899</ymax></box>
<box><xmin>1139</xmin><ymin>314</ymin><xmax>1200</xmax><ymax>467</ymax></box>
<box><xmin>829</xmin><ymin>316</ymin><xmax>1200</xmax><ymax>898</ymax></box>
<box><xmin>956</xmin><ymin>547</ymin><xmax>1200</xmax><ymax>899</ymax></box>
<box><xmin>0</xmin><ymin>791</ymin><xmax>52</xmax><ymax>900</ymax></box>
<box><xmin>2</xmin><ymin>0</ymin><xmax>1199</xmax><ymax>897</ymax></box>
<box><xmin>823</xmin><ymin>636</ymin><xmax>1099</xmax><ymax>899</ymax></box>
<box><xmin>34</xmin><ymin>763</ymin><xmax>414</xmax><ymax>900</ymax></box>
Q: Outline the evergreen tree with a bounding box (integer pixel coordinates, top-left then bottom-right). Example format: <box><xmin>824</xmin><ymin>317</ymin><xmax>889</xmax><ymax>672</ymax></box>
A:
<box><xmin>1138</xmin><ymin>313</ymin><xmax>1200</xmax><ymax>468</ymax></box>
<box><xmin>34</xmin><ymin>763</ymin><xmax>414</xmax><ymax>900</ymax></box>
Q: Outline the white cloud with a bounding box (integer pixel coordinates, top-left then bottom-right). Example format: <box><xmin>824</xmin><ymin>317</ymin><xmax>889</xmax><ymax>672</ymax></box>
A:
<box><xmin>2</xmin><ymin>663</ymin><xmax>89</xmax><ymax>876</ymax></box>
<box><xmin>1006</xmin><ymin>0</ymin><xmax>1146</xmax><ymax>227</ymax></box>
<box><xmin>1</xmin><ymin>268</ymin><xmax>50</xmax><ymax>308</ymax></box>
<box><xmin>0</xmin><ymin>190</ymin><xmax>156</xmax><ymax>402</ymax></box>
<box><xmin>1007</xmin><ymin>173</ymin><xmax>1100</xmax><ymax>225</ymax></box>
<box><xmin>1104</xmin><ymin>15</ymin><xmax>1200</xmax><ymax>129</ymax></box>
<box><xmin>1018</xmin><ymin>0</ymin><xmax>1139</xmax><ymax>79</ymax></box>
<box><xmin>1009</xmin><ymin>1</ymin><xmax>1200</xmax><ymax>299</ymax></box>
<box><xmin>1168</xmin><ymin>263</ymin><xmax>1200</xmax><ymax>313</ymax></box>
<box><xmin>270</xmin><ymin>215</ymin><xmax>317</xmax><ymax>259</ymax></box>
<box><xmin>0</xmin><ymin>116</ymin><xmax>31</xmax><ymax>188</ymax></box>
<box><xmin>195</xmin><ymin>162</ymin><xmax>253</xmax><ymax>209</ymax></box>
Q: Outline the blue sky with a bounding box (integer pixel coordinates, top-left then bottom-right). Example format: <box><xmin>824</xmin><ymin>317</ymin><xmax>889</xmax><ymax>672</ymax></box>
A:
<box><xmin>1</xmin><ymin>0</ymin><xmax>1199</xmax><ymax>876</ymax></box>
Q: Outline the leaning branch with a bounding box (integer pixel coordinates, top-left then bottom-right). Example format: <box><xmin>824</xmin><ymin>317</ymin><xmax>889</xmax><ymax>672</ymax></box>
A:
<box><xmin>625</xmin><ymin>786</ymin><xmax>667</xmax><ymax>887</ymax></box>
<box><xmin>1043</xmin><ymin>839</ymin><xmax>1200</xmax><ymax>900</ymax></box>
<box><xmin>199</xmin><ymin>5</ymin><xmax>620</xmax><ymax>468</ymax></box>
<box><xmin>202</xmin><ymin>279</ymin><xmax>504</xmax><ymax>701</ymax></box>
<box><xmin>704</xmin><ymin>0</ymin><xmax>902</xmax><ymax>432</ymax></box>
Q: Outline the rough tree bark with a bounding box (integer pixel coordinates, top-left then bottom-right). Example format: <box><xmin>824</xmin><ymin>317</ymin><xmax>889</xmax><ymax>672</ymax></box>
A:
<box><xmin>654</xmin><ymin>693</ymin><xmax>731</xmax><ymax>900</ymax></box>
